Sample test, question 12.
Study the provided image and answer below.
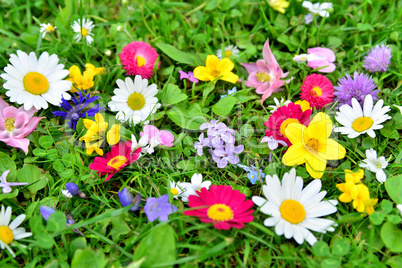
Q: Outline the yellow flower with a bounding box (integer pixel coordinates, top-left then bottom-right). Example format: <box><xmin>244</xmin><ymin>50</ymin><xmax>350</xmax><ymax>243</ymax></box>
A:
<box><xmin>79</xmin><ymin>113</ymin><xmax>120</xmax><ymax>155</ymax></box>
<box><xmin>295</xmin><ymin>100</ymin><xmax>312</xmax><ymax>112</ymax></box>
<box><xmin>268</xmin><ymin>0</ymin><xmax>290</xmax><ymax>14</ymax></box>
<box><xmin>67</xmin><ymin>64</ymin><xmax>104</xmax><ymax>93</ymax></box>
<box><xmin>352</xmin><ymin>184</ymin><xmax>370</xmax><ymax>212</ymax></box>
<box><xmin>282</xmin><ymin>112</ymin><xmax>346</xmax><ymax>179</ymax></box>
<box><xmin>344</xmin><ymin>169</ymin><xmax>364</xmax><ymax>184</ymax></box>
<box><xmin>85</xmin><ymin>63</ymin><xmax>105</xmax><ymax>76</ymax></box>
<box><xmin>337</xmin><ymin>181</ymin><xmax>358</xmax><ymax>203</ymax></box>
<box><xmin>193</xmin><ymin>55</ymin><xmax>238</xmax><ymax>84</ymax></box>
<box><xmin>364</xmin><ymin>198</ymin><xmax>378</xmax><ymax>215</ymax></box>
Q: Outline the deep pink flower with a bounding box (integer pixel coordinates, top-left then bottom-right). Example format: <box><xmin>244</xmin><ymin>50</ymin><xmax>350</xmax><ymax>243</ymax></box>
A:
<box><xmin>242</xmin><ymin>39</ymin><xmax>290</xmax><ymax>103</ymax></box>
<box><xmin>300</xmin><ymin>74</ymin><xmax>334</xmax><ymax>110</ymax></box>
<box><xmin>119</xmin><ymin>41</ymin><xmax>159</xmax><ymax>79</ymax></box>
<box><xmin>89</xmin><ymin>141</ymin><xmax>141</xmax><ymax>181</ymax></box>
<box><xmin>0</xmin><ymin>98</ymin><xmax>43</xmax><ymax>154</ymax></box>
<box><xmin>184</xmin><ymin>185</ymin><xmax>254</xmax><ymax>230</ymax></box>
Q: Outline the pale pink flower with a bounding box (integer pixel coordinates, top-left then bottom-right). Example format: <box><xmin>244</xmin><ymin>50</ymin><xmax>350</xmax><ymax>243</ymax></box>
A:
<box><xmin>140</xmin><ymin>125</ymin><xmax>174</xmax><ymax>154</ymax></box>
<box><xmin>242</xmin><ymin>39</ymin><xmax>290</xmax><ymax>103</ymax></box>
<box><xmin>293</xmin><ymin>47</ymin><xmax>336</xmax><ymax>73</ymax></box>
<box><xmin>0</xmin><ymin>98</ymin><xmax>43</xmax><ymax>154</ymax></box>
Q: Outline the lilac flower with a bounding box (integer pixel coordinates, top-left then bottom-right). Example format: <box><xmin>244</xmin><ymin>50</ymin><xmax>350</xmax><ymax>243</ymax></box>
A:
<box><xmin>305</xmin><ymin>13</ymin><xmax>313</xmax><ymax>24</ymax></box>
<box><xmin>53</xmin><ymin>90</ymin><xmax>104</xmax><ymax>129</ymax></box>
<box><xmin>334</xmin><ymin>71</ymin><xmax>379</xmax><ymax>106</ymax></box>
<box><xmin>194</xmin><ymin>133</ymin><xmax>210</xmax><ymax>156</ymax></box>
<box><xmin>0</xmin><ymin>170</ymin><xmax>28</xmax><ymax>194</ymax></box>
<box><xmin>261</xmin><ymin>136</ymin><xmax>287</xmax><ymax>150</ymax></box>
<box><xmin>221</xmin><ymin>87</ymin><xmax>237</xmax><ymax>99</ymax></box>
<box><xmin>178</xmin><ymin>70</ymin><xmax>199</xmax><ymax>83</ymax></box>
<box><xmin>118</xmin><ymin>187</ymin><xmax>141</xmax><ymax>212</ymax></box>
<box><xmin>144</xmin><ymin>194</ymin><xmax>177</xmax><ymax>222</ymax></box>
<box><xmin>211</xmin><ymin>144</ymin><xmax>244</xmax><ymax>168</ymax></box>
<box><xmin>363</xmin><ymin>44</ymin><xmax>392</xmax><ymax>73</ymax></box>
<box><xmin>40</xmin><ymin>206</ymin><xmax>57</xmax><ymax>221</ymax></box>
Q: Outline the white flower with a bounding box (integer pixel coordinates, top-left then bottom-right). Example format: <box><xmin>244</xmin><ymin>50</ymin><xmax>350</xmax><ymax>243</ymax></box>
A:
<box><xmin>360</xmin><ymin>148</ymin><xmax>388</xmax><ymax>183</ymax></box>
<box><xmin>71</xmin><ymin>19</ymin><xmax>95</xmax><ymax>45</ymax></box>
<box><xmin>302</xmin><ymin>1</ymin><xmax>333</xmax><ymax>17</ymax></box>
<box><xmin>334</xmin><ymin>95</ymin><xmax>391</xmax><ymax>139</ymax></box>
<box><xmin>261</xmin><ymin>136</ymin><xmax>287</xmax><ymax>150</ymax></box>
<box><xmin>180</xmin><ymin>173</ymin><xmax>212</xmax><ymax>202</ymax></box>
<box><xmin>0</xmin><ymin>205</ymin><xmax>32</xmax><ymax>257</ymax></box>
<box><xmin>39</xmin><ymin>23</ymin><xmax>57</xmax><ymax>38</ymax></box>
<box><xmin>252</xmin><ymin>168</ymin><xmax>338</xmax><ymax>246</ymax></box>
<box><xmin>131</xmin><ymin>133</ymin><xmax>149</xmax><ymax>152</ymax></box>
<box><xmin>268</xmin><ymin>97</ymin><xmax>291</xmax><ymax>113</ymax></box>
<box><xmin>305</xmin><ymin>13</ymin><xmax>314</xmax><ymax>24</ymax></box>
<box><xmin>61</xmin><ymin>189</ymin><xmax>73</xmax><ymax>198</ymax></box>
<box><xmin>108</xmin><ymin>75</ymin><xmax>161</xmax><ymax>126</ymax></box>
<box><xmin>397</xmin><ymin>204</ymin><xmax>402</xmax><ymax>217</ymax></box>
<box><xmin>168</xmin><ymin>181</ymin><xmax>186</xmax><ymax>200</ymax></box>
<box><xmin>216</xmin><ymin>45</ymin><xmax>240</xmax><ymax>60</ymax></box>
<box><xmin>1</xmin><ymin>50</ymin><xmax>72</xmax><ymax>110</ymax></box>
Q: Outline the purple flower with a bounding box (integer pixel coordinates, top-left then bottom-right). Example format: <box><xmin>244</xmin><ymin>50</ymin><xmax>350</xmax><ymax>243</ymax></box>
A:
<box><xmin>0</xmin><ymin>170</ymin><xmax>28</xmax><ymax>194</ymax></box>
<box><xmin>118</xmin><ymin>187</ymin><xmax>141</xmax><ymax>212</ymax></box>
<box><xmin>144</xmin><ymin>194</ymin><xmax>177</xmax><ymax>222</ymax></box>
<box><xmin>178</xmin><ymin>70</ymin><xmax>199</xmax><ymax>83</ymax></box>
<box><xmin>334</xmin><ymin>71</ymin><xmax>379</xmax><ymax>106</ymax></box>
<box><xmin>62</xmin><ymin>183</ymin><xmax>86</xmax><ymax>198</ymax></box>
<box><xmin>363</xmin><ymin>44</ymin><xmax>392</xmax><ymax>73</ymax></box>
<box><xmin>40</xmin><ymin>206</ymin><xmax>57</xmax><ymax>221</ymax></box>
<box><xmin>211</xmin><ymin>144</ymin><xmax>244</xmax><ymax>168</ymax></box>
<box><xmin>194</xmin><ymin>133</ymin><xmax>211</xmax><ymax>156</ymax></box>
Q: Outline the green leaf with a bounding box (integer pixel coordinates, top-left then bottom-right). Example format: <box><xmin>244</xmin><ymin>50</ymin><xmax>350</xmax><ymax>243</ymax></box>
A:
<box><xmin>381</xmin><ymin>222</ymin><xmax>402</xmax><ymax>252</ymax></box>
<box><xmin>380</xmin><ymin>122</ymin><xmax>399</xmax><ymax>139</ymax></box>
<box><xmin>212</xmin><ymin>96</ymin><xmax>238</xmax><ymax>116</ymax></box>
<box><xmin>160</xmin><ymin>83</ymin><xmax>188</xmax><ymax>106</ymax></box>
<box><xmin>386</xmin><ymin>256</ymin><xmax>402</xmax><ymax>268</ymax></box>
<box><xmin>370</xmin><ymin>212</ymin><xmax>386</xmax><ymax>225</ymax></box>
<box><xmin>29</xmin><ymin>215</ymin><xmax>45</xmax><ymax>234</ymax></box>
<box><xmin>166</xmin><ymin>103</ymin><xmax>206</xmax><ymax>130</ymax></box>
<box><xmin>385</xmin><ymin>175</ymin><xmax>402</xmax><ymax>203</ymax></box>
<box><xmin>47</xmin><ymin>212</ymin><xmax>67</xmax><ymax>233</ymax></box>
<box><xmin>156</xmin><ymin>43</ymin><xmax>200</xmax><ymax>66</ymax></box>
<box><xmin>133</xmin><ymin>224</ymin><xmax>176</xmax><ymax>267</ymax></box>
<box><xmin>70</xmin><ymin>237</ymin><xmax>87</xmax><ymax>255</ymax></box>
<box><xmin>321</xmin><ymin>257</ymin><xmax>341</xmax><ymax>268</ymax></box>
<box><xmin>39</xmin><ymin>136</ymin><xmax>54</xmax><ymax>150</ymax></box>
<box><xmin>387</xmin><ymin>214</ymin><xmax>402</xmax><ymax>225</ymax></box>
<box><xmin>331</xmin><ymin>239</ymin><xmax>350</xmax><ymax>256</ymax></box>
<box><xmin>0</xmin><ymin>152</ymin><xmax>17</xmax><ymax>180</ymax></box>
<box><xmin>0</xmin><ymin>189</ymin><xmax>19</xmax><ymax>202</ymax></box>
<box><xmin>312</xmin><ymin>241</ymin><xmax>330</xmax><ymax>257</ymax></box>
<box><xmin>53</xmin><ymin>160</ymin><xmax>65</xmax><ymax>173</ymax></box>
<box><xmin>327</xmin><ymin>36</ymin><xmax>343</xmax><ymax>47</ymax></box>
<box><xmin>110</xmin><ymin>216</ymin><xmax>131</xmax><ymax>241</ymax></box>
<box><xmin>35</xmin><ymin>233</ymin><xmax>55</xmax><ymax>249</ymax></box>
<box><xmin>62</xmin><ymin>153</ymin><xmax>76</xmax><ymax>167</ymax></box>
<box><xmin>357</xmin><ymin>23</ymin><xmax>375</xmax><ymax>31</ymax></box>
<box><xmin>361</xmin><ymin>137</ymin><xmax>375</xmax><ymax>149</ymax></box>
<box><xmin>240</xmin><ymin>124</ymin><xmax>254</xmax><ymax>138</ymax></box>
<box><xmin>381</xmin><ymin>199</ymin><xmax>393</xmax><ymax>214</ymax></box>
<box><xmin>71</xmin><ymin>248</ymin><xmax>107</xmax><ymax>268</ymax></box>
<box><xmin>17</xmin><ymin>164</ymin><xmax>50</xmax><ymax>197</ymax></box>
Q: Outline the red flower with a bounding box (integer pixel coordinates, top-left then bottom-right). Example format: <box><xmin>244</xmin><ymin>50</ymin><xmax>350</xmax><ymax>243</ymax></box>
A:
<box><xmin>300</xmin><ymin>74</ymin><xmax>334</xmax><ymax>110</ymax></box>
<box><xmin>89</xmin><ymin>141</ymin><xmax>141</xmax><ymax>181</ymax></box>
<box><xmin>184</xmin><ymin>185</ymin><xmax>254</xmax><ymax>230</ymax></box>
<box><xmin>264</xmin><ymin>103</ymin><xmax>312</xmax><ymax>146</ymax></box>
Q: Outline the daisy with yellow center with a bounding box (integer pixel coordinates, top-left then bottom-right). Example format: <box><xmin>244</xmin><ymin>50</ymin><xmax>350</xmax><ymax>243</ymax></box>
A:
<box><xmin>253</xmin><ymin>168</ymin><xmax>338</xmax><ymax>246</ymax></box>
<box><xmin>334</xmin><ymin>94</ymin><xmax>391</xmax><ymax>139</ymax></box>
<box><xmin>39</xmin><ymin>23</ymin><xmax>57</xmax><ymax>38</ymax></box>
<box><xmin>193</xmin><ymin>55</ymin><xmax>239</xmax><ymax>84</ymax></box>
<box><xmin>71</xmin><ymin>18</ymin><xmax>95</xmax><ymax>45</ymax></box>
<box><xmin>216</xmin><ymin>45</ymin><xmax>240</xmax><ymax>60</ymax></box>
<box><xmin>282</xmin><ymin>112</ymin><xmax>346</xmax><ymax>179</ymax></box>
<box><xmin>1</xmin><ymin>51</ymin><xmax>72</xmax><ymax>110</ymax></box>
<box><xmin>168</xmin><ymin>181</ymin><xmax>186</xmax><ymax>200</ymax></box>
<box><xmin>0</xmin><ymin>205</ymin><xmax>32</xmax><ymax>257</ymax></box>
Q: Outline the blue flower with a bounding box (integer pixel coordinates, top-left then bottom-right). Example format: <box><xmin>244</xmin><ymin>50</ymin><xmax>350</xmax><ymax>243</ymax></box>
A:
<box><xmin>118</xmin><ymin>187</ymin><xmax>141</xmax><ymax>212</ymax></box>
<box><xmin>53</xmin><ymin>90</ymin><xmax>104</xmax><ymax>129</ymax></box>
<box><xmin>239</xmin><ymin>164</ymin><xmax>266</xmax><ymax>184</ymax></box>
<box><xmin>220</xmin><ymin>87</ymin><xmax>237</xmax><ymax>99</ymax></box>
<box><xmin>144</xmin><ymin>194</ymin><xmax>177</xmax><ymax>222</ymax></box>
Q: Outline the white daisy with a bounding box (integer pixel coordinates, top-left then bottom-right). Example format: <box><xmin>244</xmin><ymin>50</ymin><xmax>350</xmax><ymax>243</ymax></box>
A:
<box><xmin>71</xmin><ymin>18</ymin><xmax>95</xmax><ymax>45</ymax></box>
<box><xmin>39</xmin><ymin>23</ymin><xmax>57</xmax><ymax>38</ymax></box>
<box><xmin>0</xmin><ymin>205</ymin><xmax>32</xmax><ymax>257</ymax></box>
<box><xmin>268</xmin><ymin>97</ymin><xmax>291</xmax><ymax>113</ymax></box>
<box><xmin>216</xmin><ymin>45</ymin><xmax>240</xmax><ymax>60</ymax></box>
<box><xmin>108</xmin><ymin>75</ymin><xmax>161</xmax><ymax>126</ymax></box>
<box><xmin>180</xmin><ymin>173</ymin><xmax>212</xmax><ymax>202</ymax></box>
<box><xmin>252</xmin><ymin>168</ymin><xmax>338</xmax><ymax>246</ymax></box>
<box><xmin>302</xmin><ymin>1</ymin><xmax>333</xmax><ymax>17</ymax></box>
<box><xmin>168</xmin><ymin>181</ymin><xmax>186</xmax><ymax>200</ymax></box>
<box><xmin>1</xmin><ymin>50</ymin><xmax>72</xmax><ymax>110</ymax></box>
<box><xmin>334</xmin><ymin>94</ymin><xmax>391</xmax><ymax>139</ymax></box>
<box><xmin>360</xmin><ymin>148</ymin><xmax>388</xmax><ymax>183</ymax></box>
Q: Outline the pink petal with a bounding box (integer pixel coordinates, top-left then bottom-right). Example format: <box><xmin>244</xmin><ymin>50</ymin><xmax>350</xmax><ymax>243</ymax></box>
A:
<box><xmin>262</xmin><ymin>39</ymin><xmax>280</xmax><ymax>68</ymax></box>
<box><xmin>307</xmin><ymin>47</ymin><xmax>336</xmax><ymax>62</ymax></box>
<box><xmin>140</xmin><ymin>125</ymin><xmax>160</xmax><ymax>140</ymax></box>
<box><xmin>3</xmin><ymin>107</ymin><xmax>18</xmax><ymax>119</ymax></box>
<box><xmin>6</xmin><ymin>138</ymin><xmax>30</xmax><ymax>154</ymax></box>
<box><xmin>14</xmin><ymin>112</ymin><xmax>29</xmax><ymax>129</ymax></box>
<box><xmin>158</xmin><ymin>130</ymin><xmax>174</xmax><ymax>147</ymax></box>
<box><xmin>241</xmin><ymin>63</ymin><xmax>258</xmax><ymax>74</ymax></box>
<box><xmin>0</xmin><ymin>97</ymin><xmax>9</xmax><ymax>111</ymax></box>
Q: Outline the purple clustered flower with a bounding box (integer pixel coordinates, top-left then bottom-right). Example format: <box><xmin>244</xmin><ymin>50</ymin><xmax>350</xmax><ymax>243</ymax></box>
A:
<box><xmin>334</xmin><ymin>71</ymin><xmax>379</xmax><ymax>106</ymax></box>
<box><xmin>144</xmin><ymin>194</ymin><xmax>177</xmax><ymax>222</ymax></box>
<box><xmin>195</xmin><ymin>120</ymin><xmax>244</xmax><ymax>168</ymax></box>
<box><xmin>53</xmin><ymin>90</ymin><xmax>104</xmax><ymax>129</ymax></box>
<box><xmin>363</xmin><ymin>44</ymin><xmax>392</xmax><ymax>73</ymax></box>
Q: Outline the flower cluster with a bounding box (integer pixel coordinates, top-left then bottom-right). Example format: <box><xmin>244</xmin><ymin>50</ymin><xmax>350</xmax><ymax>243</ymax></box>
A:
<box><xmin>67</xmin><ymin>63</ymin><xmax>105</xmax><ymax>93</ymax></box>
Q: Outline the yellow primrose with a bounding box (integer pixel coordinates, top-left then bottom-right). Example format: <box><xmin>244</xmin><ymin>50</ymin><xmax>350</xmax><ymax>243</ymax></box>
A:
<box><xmin>364</xmin><ymin>198</ymin><xmax>378</xmax><ymax>215</ymax></box>
<box><xmin>79</xmin><ymin>113</ymin><xmax>120</xmax><ymax>155</ymax></box>
<box><xmin>337</xmin><ymin>181</ymin><xmax>358</xmax><ymax>203</ymax></box>
<box><xmin>352</xmin><ymin>184</ymin><xmax>370</xmax><ymax>213</ymax></box>
<box><xmin>295</xmin><ymin>100</ymin><xmax>312</xmax><ymax>112</ymax></box>
<box><xmin>67</xmin><ymin>64</ymin><xmax>104</xmax><ymax>93</ymax></box>
<box><xmin>268</xmin><ymin>0</ymin><xmax>290</xmax><ymax>14</ymax></box>
<box><xmin>282</xmin><ymin>112</ymin><xmax>346</xmax><ymax>179</ymax></box>
<box><xmin>193</xmin><ymin>55</ymin><xmax>238</xmax><ymax>84</ymax></box>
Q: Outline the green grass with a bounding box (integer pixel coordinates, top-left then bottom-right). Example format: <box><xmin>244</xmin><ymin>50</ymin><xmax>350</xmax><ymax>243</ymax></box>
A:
<box><xmin>0</xmin><ymin>0</ymin><xmax>402</xmax><ymax>267</ymax></box>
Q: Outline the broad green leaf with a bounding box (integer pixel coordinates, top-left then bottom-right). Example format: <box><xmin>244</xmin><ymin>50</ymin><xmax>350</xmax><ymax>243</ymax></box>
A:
<box><xmin>381</xmin><ymin>199</ymin><xmax>393</xmax><ymax>214</ymax></box>
<box><xmin>110</xmin><ymin>216</ymin><xmax>131</xmax><ymax>241</ymax></box>
<box><xmin>381</xmin><ymin>222</ymin><xmax>402</xmax><ymax>252</ymax></box>
<box><xmin>321</xmin><ymin>257</ymin><xmax>341</xmax><ymax>268</ymax></box>
<box><xmin>53</xmin><ymin>160</ymin><xmax>66</xmax><ymax>173</ymax></box>
<box><xmin>70</xmin><ymin>237</ymin><xmax>87</xmax><ymax>256</ymax></box>
<box><xmin>212</xmin><ymin>96</ymin><xmax>237</xmax><ymax>116</ymax></box>
<box><xmin>385</xmin><ymin>175</ymin><xmax>402</xmax><ymax>203</ymax></box>
<box><xmin>331</xmin><ymin>239</ymin><xmax>350</xmax><ymax>256</ymax></box>
<box><xmin>369</xmin><ymin>211</ymin><xmax>386</xmax><ymax>225</ymax></box>
<box><xmin>160</xmin><ymin>83</ymin><xmax>188</xmax><ymax>106</ymax></box>
<box><xmin>71</xmin><ymin>248</ymin><xmax>107</xmax><ymax>268</ymax></box>
<box><xmin>29</xmin><ymin>215</ymin><xmax>45</xmax><ymax>234</ymax></box>
<box><xmin>0</xmin><ymin>189</ymin><xmax>18</xmax><ymax>202</ymax></box>
<box><xmin>35</xmin><ymin>233</ymin><xmax>55</xmax><ymax>249</ymax></box>
<box><xmin>166</xmin><ymin>103</ymin><xmax>206</xmax><ymax>130</ymax></box>
<box><xmin>312</xmin><ymin>241</ymin><xmax>330</xmax><ymax>257</ymax></box>
<box><xmin>17</xmin><ymin>164</ymin><xmax>50</xmax><ymax>197</ymax></box>
<box><xmin>47</xmin><ymin>211</ymin><xmax>67</xmax><ymax>233</ymax></box>
<box><xmin>0</xmin><ymin>152</ymin><xmax>17</xmax><ymax>180</ymax></box>
<box><xmin>62</xmin><ymin>153</ymin><xmax>76</xmax><ymax>167</ymax></box>
<box><xmin>156</xmin><ymin>43</ymin><xmax>199</xmax><ymax>66</ymax></box>
<box><xmin>386</xmin><ymin>255</ymin><xmax>402</xmax><ymax>268</ymax></box>
<box><xmin>39</xmin><ymin>136</ymin><xmax>54</xmax><ymax>150</ymax></box>
<box><xmin>240</xmin><ymin>124</ymin><xmax>254</xmax><ymax>138</ymax></box>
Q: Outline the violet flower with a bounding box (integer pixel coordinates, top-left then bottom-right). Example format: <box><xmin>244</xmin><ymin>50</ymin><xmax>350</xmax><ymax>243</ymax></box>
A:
<box><xmin>144</xmin><ymin>194</ymin><xmax>177</xmax><ymax>222</ymax></box>
<box><xmin>0</xmin><ymin>170</ymin><xmax>28</xmax><ymax>194</ymax></box>
<box><xmin>178</xmin><ymin>70</ymin><xmax>199</xmax><ymax>83</ymax></box>
<box><xmin>211</xmin><ymin>144</ymin><xmax>244</xmax><ymax>168</ymax></box>
<box><xmin>40</xmin><ymin>206</ymin><xmax>57</xmax><ymax>221</ymax></box>
<box><xmin>363</xmin><ymin>44</ymin><xmax>392</xmax><ymax>73</ymax></box>
<box><xmin>118</xmin><ymin>187</ymin><xmax>141</xmax><ymax>212</ymax></box>
<box><xmin>62</xmin><ymin>183</ymin><xmax>86</xmax><ymax>198</ymax></box>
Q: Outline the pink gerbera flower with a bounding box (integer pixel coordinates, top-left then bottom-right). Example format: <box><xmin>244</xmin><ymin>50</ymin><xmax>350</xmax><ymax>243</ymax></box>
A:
<box><xmin>300</xmin><ymin>74</ymin><xmax>334</xmax><ymax>110</ymax></box>
<box><xmin>264</xmin><ymin>102</ymin><xmax>312</xmax><ymax>146</ymax></box>
<box><xmin>183</xmin><ymin>185</ymin><xmax>254</xmax><ymax>230</ymax></box>
<box><xmin>89</xmin><ymin>141</ymin><xmax>141</xmax><ymax>181</ymax></box>
<box><xmin>119</xmin><ymin>41</ymin><xmax>159</xmax><ymax>79</ymax></box>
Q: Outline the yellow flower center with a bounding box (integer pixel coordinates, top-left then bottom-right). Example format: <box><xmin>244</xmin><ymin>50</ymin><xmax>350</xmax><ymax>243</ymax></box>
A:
<box><xmin>81</xmin><ymin>27</ymin><xmax>88</xmax><ymax>37</ymax></box>
<box><xmin>280</xmin><ymin>118</ymin><xmax>300</xmax><ymax>137</ymax></box>
<box><xmin>311</xmin><ymin>86</ymin><xmax>322</xmax><ymax>96</ymax></box>
<box><xmin>255</xmin><ymin>71</ymin><xmax>271</xmax><ymax>82</ymax></box>
<box><xmin>0</xmin><ymin>226</ymin><xmax>14</xmax><ymax>245</ymax></box>
<box><xmin>170</xmin><ymin>188</ymin><xmax>179</xmax><ymax>195</ymax></box>
<box><xmin>306</xmin><ymin>138</ymin><xmax>319</xmax><ymax>151</ymax></box>
<box><xmin>107</xmin><ymin>155</ymin><xmax>127</xmax><ymax>170</ymax></box>
<box><xmin>375</xmin><ymin>161</ymin><xmax>383</xmax><ymax>169</ymax></box>
<box><xmin>210</xmin><ymin>70</ymin><xmax>221</xmax><ymax>78</ymax></box>
<box><xmin>46</xmin><ymin>25</ymin><xmax>54</xmax><ymax>32</ymax></box>
<box><xmin>352</xmin><ymin>117</ymin><xmax>374</xmax><ymax>132</ymax></box>
<box><xmin>135</xmin><ymin>56</ymin><xmax>146</xmax><ymax>67</ymax></box>
<box><xmin>4</xmin><ymin>118</ymin><xmax>15</xmax><ymax>132</ymax></box>
<box><xmin>127</xmin><ymin>93</ymin><xmax>146</xmax><ymax>111</ymax></box>
<box><xmin>280</xmin><ymin>199</ymin><xmax>306</xmax><ymax>224</ymax></box>
<box><xmin>224</xmin><ymin>50</ymin><xmax>232</xmax><ymax>58</ymax></box>
<box><xmin>23</xmin><ymin>72</ymin><xmax>49</xmax><ymax>95</ymax></box>
<box><xmin>207</xmin><ymin>204</ymin><xmax>234</xmax><ymax>221</ymax></box>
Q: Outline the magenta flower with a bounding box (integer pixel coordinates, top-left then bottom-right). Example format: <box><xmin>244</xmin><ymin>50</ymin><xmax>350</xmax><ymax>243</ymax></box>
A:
<box><xmin>178</xmin><ymin>70</ymin><xmax>199</xmax><ymax>83</ymax></box>
<box><xmin>293</xmin><ymin>47</ymin><xmax>336</xmax><ymax>73</ymax></box>
<box><xmin>0</xmin><ymin>98</ymin><xmax>43</xmax><ymax>154</ymax></box>
<box><xmin>242</xmin><ymin>39</ymin><xmax>290</xmax><ymax>103</ymax></box>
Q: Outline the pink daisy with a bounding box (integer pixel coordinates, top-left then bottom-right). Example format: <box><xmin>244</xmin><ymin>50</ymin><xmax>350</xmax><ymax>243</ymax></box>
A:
<box><xmin>119</xmin><ymin>41</ymin><xmax>159</xmax><ymax>79</ymax></box>
<box><xmin>300</xmin><ymin>74</ymin><xmax>334</xmax><ymax>110</ymax></box>
<box><xmin>264</xmin><ymin>102</ymin><xmax>312</xmax><ymax>146</ymax></box>
<box><xmin>184</xmin><ymin>185</ymin><xmax>254</xmax><ymax>230</ymax></box>
<box><xmin>89</xmin><ymin>141</ymin><xmax>141</xmax><ymax>181</ymax></box>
